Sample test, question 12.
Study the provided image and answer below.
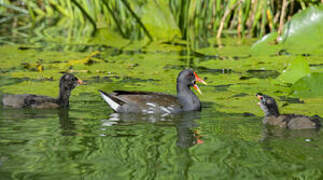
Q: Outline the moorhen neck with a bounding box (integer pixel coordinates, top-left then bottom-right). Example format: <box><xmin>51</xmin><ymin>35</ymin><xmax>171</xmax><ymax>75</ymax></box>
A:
<box><xmin>99</xmin><ymin>69</ymin><xmax>207</xmax><ymax>114</ymax></box>
<box><xmin>256</xmin><ymin>93</ymin><xmax>321</xmax><ymax>129</ymax></box>
<box><xmin>2</xmin><ymin>73</ymin><xmax>84</xmax><ymax>109</ymax></box>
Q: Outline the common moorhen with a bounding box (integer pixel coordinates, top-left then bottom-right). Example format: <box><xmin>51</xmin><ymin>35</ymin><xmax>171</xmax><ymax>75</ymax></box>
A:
<box><xmin>2</xmin><ymin>73</ymin><xmax>84</xmax><ymax>109</ymax></box>
<box><xmin>256</xmin><ymin>93</ymin><xmax>321</xmax><ymax>129</ymax></box>
<box><xmin>99</xmin><ymin>69</ymin><xmax>207</xmax><ymax>113</ymax></box>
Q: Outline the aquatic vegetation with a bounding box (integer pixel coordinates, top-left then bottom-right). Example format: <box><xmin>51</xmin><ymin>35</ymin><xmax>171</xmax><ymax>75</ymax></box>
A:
<box><xmin>276</xmin><ymin>57</ymin><xmax>310</xmax><ymax>84</ymax></box>
<box><xmin>252</xmin><ymin>5</ymin><xmax>323</xmax><ymax>56</ymax></box>
<box><xmin>1</xmin><ymin>2</ymin><xmax>323</xmax><ymax>179</ymax></box>
<box><xmin>1</xmin><ymin>34</ymin><xmax>323</xmax><ymax>117</ymax></box>
<box><xmin>1</xmin><ymin>0</ymin><xmax>322</xmax><ymax>47</ymax></box>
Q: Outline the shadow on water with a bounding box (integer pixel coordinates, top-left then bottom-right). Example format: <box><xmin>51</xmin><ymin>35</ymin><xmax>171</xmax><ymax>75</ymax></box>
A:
<box><xmin>0</xmin><ymin>76</ymin><xmax>29</xmax><ymax>87</ymax></box>
<box><xmin>278</xmin><ymin>96</ymin><xmax>305</xmax><ymax>107</ymax></box>
<box><xmin>86</xmin><ymin>75</ymin><xmax>159</xmax><ymax>85</ymax></box>
<box><xmin>240</xmin><ymin>70</ymin><xmax>280</xmax><ymax>80</ymax></box>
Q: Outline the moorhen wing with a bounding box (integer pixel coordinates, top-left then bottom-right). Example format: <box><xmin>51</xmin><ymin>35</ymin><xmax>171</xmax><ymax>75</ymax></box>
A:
<box><xmin>256</xmin><ymin>93</ymin><xmax>321</xmax><ymax>129</ymax></box>
<box><xmin>99</xmin><ymin>69</ymin><xmax>207</xmax><ymax>113</ymax></box>
<box><xmin>2</xmin><ymin>73</ymin><xmax>84</xmax><ymax>109</ymax></box>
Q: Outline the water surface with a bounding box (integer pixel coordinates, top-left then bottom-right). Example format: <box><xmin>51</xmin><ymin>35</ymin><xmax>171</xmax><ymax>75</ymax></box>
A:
<box><xmin>1</xmin><ymin>40</ymin><xmax>323</xmax><ymax>179</ymax></box>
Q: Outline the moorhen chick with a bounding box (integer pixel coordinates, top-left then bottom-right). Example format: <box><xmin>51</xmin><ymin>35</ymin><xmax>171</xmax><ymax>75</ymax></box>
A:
<box><xmin>256</xmin><ymin>93</ymin><xmax>321</xmax><ymax>129</ymax></box>
<box><xmin>99</xmin><ymin>69</ymin><xmax>207</xmax><ymax>113</ymax></box>
<box><xmin>2</xmin><ymin>73</ymin><xmax>84</xmax><ymax>109</ymax></box>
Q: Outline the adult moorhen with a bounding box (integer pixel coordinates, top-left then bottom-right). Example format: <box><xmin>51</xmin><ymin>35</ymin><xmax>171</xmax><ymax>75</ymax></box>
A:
<box><xmin>99</xmin><ymin>69</ymin><xmax>207</xmax><ymax>113</ymax></box>
<box><xmin>256</xmin><ymin>93</ymin><xmax>321</xmax><ymax>129</ymax></box>
<box><xmin>2</xmin><ymin>73</ymin><xmax>84</xmax><ymax>109</ymax></box>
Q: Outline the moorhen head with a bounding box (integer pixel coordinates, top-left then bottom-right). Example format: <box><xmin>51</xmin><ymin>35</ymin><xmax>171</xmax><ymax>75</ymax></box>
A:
<box><xmin>99</xmin><ymin>69</ymin><xmax>207</xmax><ymax>114</ymax></box>
<box><xmin>256</xmin><ymin>93</ymin><xmax>280</xmax><ymax>117</ymax></box>
<box><xmin>256</xmin><ymin>93</ymin><xmax>321</xmax><ymax>129</ymax></box>
<box><xmin>2</xmin><ymin>73</ymin><xmax>84</xmax><ymax>109</ymax></box>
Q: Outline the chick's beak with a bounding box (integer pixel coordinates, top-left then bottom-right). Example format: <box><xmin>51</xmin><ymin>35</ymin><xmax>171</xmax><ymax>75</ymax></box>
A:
<box><xmin>256</xmin><ymin>94</ymin><xmax>263</xmax><ymax>106</ymax></box>
<box><xmin>77</xmin><ymin>79</ymin><xmax>86</xmax><ymax>85</ymax></box>
<box><xmin>256</xmin><ymin>94</ymin><xmax>263</xmax><ymax>100</ymax></box>
<box><xmin>194</xmin><ymin>72</ymin><xmax>207</xmax><ymax>85</ymax></box>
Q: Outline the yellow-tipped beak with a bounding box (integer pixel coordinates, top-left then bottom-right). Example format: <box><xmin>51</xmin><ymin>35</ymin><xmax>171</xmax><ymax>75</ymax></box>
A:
<box><xmin>193</xmin><ymin>84</ymin><xmax>202</xmax><ymax>94</ymax></box>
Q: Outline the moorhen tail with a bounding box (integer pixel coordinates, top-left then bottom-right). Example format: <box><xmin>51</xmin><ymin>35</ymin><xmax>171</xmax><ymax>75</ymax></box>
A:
<box><xmin>99</xmin><ymin>69</ymin><xmax>207</xmax><ymax>113</ymax></box>
<box><xmin>2</xmin><ymin>73</ymin><xmax>84</xmax><ymax>109</ymax></box>
<box><xmin>256</xmin><ymin>93</ymin><xmax>321</xmax><ymax>129</ymax></box>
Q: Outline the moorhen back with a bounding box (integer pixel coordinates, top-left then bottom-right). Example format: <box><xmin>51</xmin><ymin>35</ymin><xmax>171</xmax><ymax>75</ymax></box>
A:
<box><xmin>2</xmin><ymin>73</ymin><xmax>84</xmax><ymax>109</ymax></box>
<box><xmin>99</xmin><ymin>69</ymin><xmax>207</xmax><ymax>114</ymax></box>
<box><xmin>256</xmin><ymin>93</ymin><xmax>321</xmax><ymax>129</ymax></box>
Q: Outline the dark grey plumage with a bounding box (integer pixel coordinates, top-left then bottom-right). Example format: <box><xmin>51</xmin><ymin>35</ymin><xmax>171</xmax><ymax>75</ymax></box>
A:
<box><xmin>99</xmin><ymin>69</ymin><xmax>207</xmax><ymax>113</ymax></box>
<box><xmin>256</xmin><ymin>93</ymin><xmax>321</xmax><ymax>129</ymax></box>
<box><xmin>2</xmin><ymin>73</ymin><xmax>82</xmax><ymax>109</ymax></box>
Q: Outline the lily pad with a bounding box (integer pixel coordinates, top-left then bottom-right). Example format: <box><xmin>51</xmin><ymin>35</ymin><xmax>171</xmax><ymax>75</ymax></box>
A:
<box><xmin>250</xmin><ymin>32</ymin><xmax>281</xmax><ymax>56</ymax></box>
<box><xmin>276</xmin><ymin>57</ymin><xmax>310</xmax><ymax>84</ymax></box>
<box><xmin>291</xmin><ymin>72</ymin><xmax>323</xmax><ymax>98</ymax></box>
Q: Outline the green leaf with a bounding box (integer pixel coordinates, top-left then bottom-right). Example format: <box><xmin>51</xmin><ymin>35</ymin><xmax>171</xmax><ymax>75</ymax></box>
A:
<box><xmin>251</xmin><ymin>5</ymin><xmax>323</xmax><ymax>55</ymax></box>
<box><xmin>276</xmin><ymin>57</ymin><xmax>310</xmax><ymax>84</ymax></box>
<box><xmin>135</xmin><ymin>0</ymin><xmax>181</xmax><ymax>40</ymax></box>
<box><xmin>291</xmin><ymin>72</ymin><xmax>323</xmax><ymax>98</ymax></box>
<box><xmin>250</xmin><ymin>32</ymin><xmax>280</xmax><ymax>55</ymax></box>
<box><xmin>280</xmin><ymin>5</ymin><xmax>323</xmax><ymax>54</ymax></box>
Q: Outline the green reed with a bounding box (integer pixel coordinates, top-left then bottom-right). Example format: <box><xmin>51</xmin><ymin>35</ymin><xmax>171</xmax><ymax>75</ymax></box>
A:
<box><xmin>0</xmin><ymin>0</ymin><xmax>321</xmax><ymax>44</ymax></box>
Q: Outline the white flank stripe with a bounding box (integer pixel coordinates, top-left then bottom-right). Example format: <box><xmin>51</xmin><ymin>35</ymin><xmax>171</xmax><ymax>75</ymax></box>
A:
<box><xmin>161</xmin><ymin>107</ymin><xmax>171</xmax><ymax>113</ymax></box>
<box><xmin>146</xmin><ymin>103</ymin><xmax>156</xmax><ymax>107</ymax></box>
<box><xmin>99</xmin><ymin>92</ymin><xmax>120</xmax><ymax>111</ymax></box>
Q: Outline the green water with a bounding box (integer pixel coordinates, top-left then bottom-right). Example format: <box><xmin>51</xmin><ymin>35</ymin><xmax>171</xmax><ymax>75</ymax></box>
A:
<box><xmin>1</xmin><ymin>39</ymin><xmax>323</xmax><ymax>179</ymax></box>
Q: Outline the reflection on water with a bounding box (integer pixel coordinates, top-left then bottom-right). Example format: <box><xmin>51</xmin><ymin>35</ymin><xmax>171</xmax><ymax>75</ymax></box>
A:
<box><xmin>101</xmin><ymin>111</ymin><xmax>202</xmax><ymax>148</ymax></box>
<box><xmin>1</xmin><ymin>103</ymin><xmax>323</xmax><ymax>179</ymax></box>
<box><xmin>175</xmin><ymin>112</ymin><xmax>202</xmax><ymax>148</ymax></box>
<box><xmin>58</xmin><ymin>109</ymin><xmax>76</xmax><ymax>136</ymax></box>
<box><xmin>261</xmin><ymin>125</ymin><xmax>321</xmax><ymax>142</ymax></box>
<box><xmin>1</xmin><ymin>108</ymin><xmax>75</xmax><ymax>136</ymax></box>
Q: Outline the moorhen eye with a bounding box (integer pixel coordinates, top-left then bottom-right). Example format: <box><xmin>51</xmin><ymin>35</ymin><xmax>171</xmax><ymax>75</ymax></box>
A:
<box><xmin>99</xmin><ymin>69</ymin><xmax>207</xmax><ymax>113</ymax></box>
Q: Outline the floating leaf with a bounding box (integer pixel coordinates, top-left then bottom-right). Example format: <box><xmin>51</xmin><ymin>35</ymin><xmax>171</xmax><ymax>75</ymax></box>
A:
<box><xmin>291</xmin><ymin>72</ymin><xmax>323</xmax><ymax>98</ymax></box>
<box><xmin>68</xmin><ymin>51</ymin><xmax>100</xmax><ymax>66</ymax></box>
<box><xmin>250</xmin><ymin>32</ymin><xmax>280</xmax><ymax>56</ymax></box>
<box><xmin>276</xmin><ymin>58</ymin><xmax>310</xmax><ymax>84</ymax></box>
<box><xmin>21</xmin><ymin>61</ymin><xmax>44</xmax><ymax>72</ymax></box>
